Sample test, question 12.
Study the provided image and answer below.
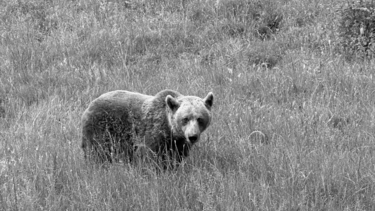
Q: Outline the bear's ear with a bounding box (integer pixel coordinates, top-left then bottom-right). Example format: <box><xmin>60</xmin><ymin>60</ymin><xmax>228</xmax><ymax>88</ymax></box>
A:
<box><xmin>166</xmin><ymin>95</ymin><xmax>180</xmax><ymax>111</ymax></box>
<box><xmin>203</xmin><ymin>92</ymin><xmax>214</xmax><ymax>110</ymax></box>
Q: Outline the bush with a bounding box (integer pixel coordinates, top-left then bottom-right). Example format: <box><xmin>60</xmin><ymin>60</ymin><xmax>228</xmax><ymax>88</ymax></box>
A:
<box><xmin>245</xmin><ymin>41</ymin><xmax>283</xmax><ymax>69</ymax></box>
<box><xmin>217</xmin><ymin>0</ymin><xmax>283</xmax><ymax>40</ymax></box>
<box><xmin>338</xmin><ymin>1</ymin><xmax>375</xmax><ymax>61</ymax></box>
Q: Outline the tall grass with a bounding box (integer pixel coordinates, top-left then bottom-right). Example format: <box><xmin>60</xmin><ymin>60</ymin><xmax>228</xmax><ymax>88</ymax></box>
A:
<box><xmin>1</xmin><ymin>0</ymin><xmax>375</xmax><ymax>210</ymax></box>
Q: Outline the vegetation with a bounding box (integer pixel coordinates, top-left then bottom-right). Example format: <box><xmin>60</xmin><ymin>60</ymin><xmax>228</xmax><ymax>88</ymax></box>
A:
<box><xmin>338</xmin><ymin>0</ymin><xmax>375</xmax><ymax>61</ymax></box>
<box><xmin>1</xmin><ymin>0</ymin><xmax>375</xmax><ymax>210</ymax></box>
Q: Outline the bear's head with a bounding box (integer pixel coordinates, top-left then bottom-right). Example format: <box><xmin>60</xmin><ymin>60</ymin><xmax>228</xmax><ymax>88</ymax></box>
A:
<box><xmin>166</xmin><ymin>92</ymin><xmax>214</xmax><ymax>145</ymax></box>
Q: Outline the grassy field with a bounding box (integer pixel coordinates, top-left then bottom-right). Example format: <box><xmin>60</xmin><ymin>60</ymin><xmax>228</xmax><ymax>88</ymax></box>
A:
<box><xmin>1</xmin><ymin>0</ymin><xmax>375</xmax><ymax>210</ymax></box>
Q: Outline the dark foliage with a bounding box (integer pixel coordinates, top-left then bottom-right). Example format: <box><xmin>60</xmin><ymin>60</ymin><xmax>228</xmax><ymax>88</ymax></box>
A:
<box><xmin>338</xmin><ymin>1</ymin><xmax>375</xmax><ymax>60</ymax></box>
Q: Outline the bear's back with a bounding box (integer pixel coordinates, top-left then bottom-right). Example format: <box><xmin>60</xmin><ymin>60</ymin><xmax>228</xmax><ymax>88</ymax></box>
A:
<box><xmin>86</xmin><ymin>90</ymin><xmax>149</xmax><ymax>113</ymax></box>
<box><xmin>98</xmin><ymin>90</ymin><xmax>150</xmax><ymax>103</ymax></box>
<box><xmin>81</xmin><ymin>90</ymin><xmax>152</xmax><ymax>132</ymax></box>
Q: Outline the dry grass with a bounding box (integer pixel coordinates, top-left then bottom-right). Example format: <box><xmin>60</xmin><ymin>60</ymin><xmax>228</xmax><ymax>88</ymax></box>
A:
<box><xmin>1</xmin><ymin>0</ymin><xmax>375</xmax><ymax>210</ymax></box>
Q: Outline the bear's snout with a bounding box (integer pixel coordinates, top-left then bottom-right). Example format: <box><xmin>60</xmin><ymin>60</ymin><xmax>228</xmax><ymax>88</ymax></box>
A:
<box><xmin>183</xmin><ymin>119</ymin><xmax>202</xmax><ymax>144</ymax></box>
<box><xmin>188</xmin><ymin>135</ymin><xmax>199</xmax><ymax>144</ymax></box>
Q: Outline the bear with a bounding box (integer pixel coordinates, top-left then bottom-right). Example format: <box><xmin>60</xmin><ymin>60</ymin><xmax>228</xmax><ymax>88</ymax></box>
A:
<box><xmin>81</xmin><ymin>89</ymin><xmax>214</xmax><ymax>168</ymax></box>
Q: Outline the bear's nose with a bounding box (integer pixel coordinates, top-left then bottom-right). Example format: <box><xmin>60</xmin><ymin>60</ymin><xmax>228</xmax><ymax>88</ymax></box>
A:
<box><xmin>188</xmin><ymin>135</ymin><xmax>199</xmax><ymax>143</ymax></box>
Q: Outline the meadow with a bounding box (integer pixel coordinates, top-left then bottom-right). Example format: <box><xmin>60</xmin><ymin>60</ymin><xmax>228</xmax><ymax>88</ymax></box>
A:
<box><xmin>1</xmin><ymin>0</ymin><xmax>375</xmax><ymax>210</ymax></box>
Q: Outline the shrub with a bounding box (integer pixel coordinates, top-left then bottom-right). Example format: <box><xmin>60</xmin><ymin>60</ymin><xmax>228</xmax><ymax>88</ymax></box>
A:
<box><xmin>245</xmin><ymin>41</ymin><xmax>283</xmax><ymax>69</ymax></box>
<box><xmin>217</xmin><ymin>0</ymin><xmax>283</xmax><ymax>40</ymax></box>
<box><xmin>338</xmin><ymin>1</ymin><xmax>375</xmax><ymax>61</ymax></box>
<box><xmin>255</xmin><ymin>12</ymin><xmax>283</xmax><ymax>40</ymax></box>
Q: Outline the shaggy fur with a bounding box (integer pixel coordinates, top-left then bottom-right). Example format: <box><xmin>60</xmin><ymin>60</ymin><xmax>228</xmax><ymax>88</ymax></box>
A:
<box><xmin>81</xmin><ymin>89</ymin><xmax>213</xmax><ymax>168</ymax></box>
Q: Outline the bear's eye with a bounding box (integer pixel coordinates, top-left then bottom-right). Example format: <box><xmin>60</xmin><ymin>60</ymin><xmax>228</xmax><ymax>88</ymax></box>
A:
<box><xmin>182</xmin><ymin>117</ymin><xmax>189</xmax><ymax>125</ymax></box>
<box><xmin>197</xmin><ymin>117</ymin><xmax>204</xmax><ymax>125</ymax></box>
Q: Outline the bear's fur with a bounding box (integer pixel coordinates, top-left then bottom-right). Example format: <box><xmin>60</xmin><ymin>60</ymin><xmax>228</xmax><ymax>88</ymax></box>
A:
<box><xmin>81</xmin><ymin>89</ymin><xmax>214</xmax><ymax>168</ymax></box>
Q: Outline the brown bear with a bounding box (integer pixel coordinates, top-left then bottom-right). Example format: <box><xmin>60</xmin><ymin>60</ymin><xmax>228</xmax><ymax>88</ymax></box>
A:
<box><xmin>81</xmin><ymin>89</ymin><xmax>214</xmax><ymax>168</ymax></box>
